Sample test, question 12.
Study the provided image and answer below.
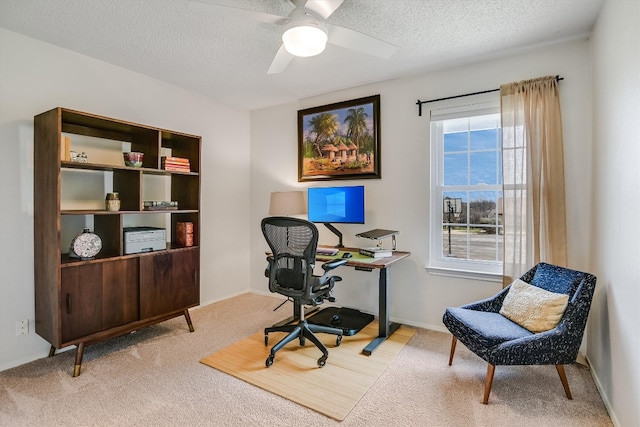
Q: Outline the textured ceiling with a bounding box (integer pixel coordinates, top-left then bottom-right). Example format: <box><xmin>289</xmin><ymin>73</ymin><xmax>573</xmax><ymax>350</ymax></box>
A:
<box><xmin>0</xmin><ymin>0</ymin><xmax>603</xmax><ymax>110</ymax></box>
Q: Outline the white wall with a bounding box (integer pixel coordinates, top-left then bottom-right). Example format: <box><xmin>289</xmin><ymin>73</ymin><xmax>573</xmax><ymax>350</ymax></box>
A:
<box><xmin>0</xmin><ymin>28</ymin><xmax>252</xmax><ymax>371</ymax></box>
<box><xmin>588</xmin><ymin>1</ymin><xmax>640</xmax><ymax>426</ymax></box>
<box><xmin>250</xmin><ymin>39</ymin><xmax>593</xmax><ymax>331</ymax></box>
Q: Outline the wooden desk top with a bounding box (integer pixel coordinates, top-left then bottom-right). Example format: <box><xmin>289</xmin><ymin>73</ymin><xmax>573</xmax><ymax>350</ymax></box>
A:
<box><xmin>316</xmin><ymin>246</ymin><xmax>410</xmax><ymax>269</ymax></box>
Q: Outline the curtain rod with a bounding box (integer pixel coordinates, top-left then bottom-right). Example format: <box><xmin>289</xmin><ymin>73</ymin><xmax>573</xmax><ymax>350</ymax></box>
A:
<box><xmin>416</xmin><ymin>75</ymin><xmax>564</xmax><ymax>116</ymax></box>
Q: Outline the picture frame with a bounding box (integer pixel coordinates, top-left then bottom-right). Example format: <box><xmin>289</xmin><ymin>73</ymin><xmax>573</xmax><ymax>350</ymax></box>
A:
<box><xmin>298</xmin><ymin>94</ymin><xmax>381</xmax><ymax>182</ymax></box>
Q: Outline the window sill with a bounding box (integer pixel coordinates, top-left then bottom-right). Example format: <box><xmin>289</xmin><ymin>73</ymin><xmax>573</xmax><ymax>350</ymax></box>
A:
<box><xmin>426</xmin><ymin>266</ymin><xmax>503</xmax><ymax>282</ymax></box>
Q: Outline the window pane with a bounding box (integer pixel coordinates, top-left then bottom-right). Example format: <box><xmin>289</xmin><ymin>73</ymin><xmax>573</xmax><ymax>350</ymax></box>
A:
<box><xmin>444</xmin><ymin>153</ymin><xmax>468</xmax><ymax>185</ymax></box>
<box><xmin>468</xmin><ymin>191</ymin><xmax>501</xmax><ymax>225</ymax></box>
<box><xmin>468</xmin><ymin>226</ymin><xmax>503</xmax><ymax>261</ymax></box>
<box><xmin>443</xmin><ymin>192</ymin><xmax>466</xmax><ymax>224</ymax></box>
<box><xmin>470</xmin><ymin>128</ymin><xmax>497</xmax><ymax>150</ymax></box>
<box><xmin>444</xmin><ymin>131</ymin><xmax>467</xmax><ymax>152</ymax></box>
<box><xmin>470</xmin><ymin>151</ymin><xmax>498</xmax><ymax>184</ymax></box>
<box><xmin>442</xmin><ymin>225</ymin><xmax>468</xmax><ymax>259</ymax></box>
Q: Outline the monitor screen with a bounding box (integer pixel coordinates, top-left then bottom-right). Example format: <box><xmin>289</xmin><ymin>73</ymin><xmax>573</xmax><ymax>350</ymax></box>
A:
<box><xmin>307</xmin><ymin>185</ymin><xmax>365</xmax><ymax>224</ymax></box>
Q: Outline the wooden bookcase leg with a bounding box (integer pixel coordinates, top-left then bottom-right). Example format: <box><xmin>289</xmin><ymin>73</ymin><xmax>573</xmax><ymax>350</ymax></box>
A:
<box><xmin>73</xmin><ymin>342</ymin><xmax>85</xmax><ymax>377</ymax></box>
<box><xmin>48</xmin><ymin>345</ymin><xmax>56</xmax><ymax>357</ymax></box>
<box><xmin>184</xmin><ymin>309</ymin><xmax>195</xmax><ymax>332</ymax></box>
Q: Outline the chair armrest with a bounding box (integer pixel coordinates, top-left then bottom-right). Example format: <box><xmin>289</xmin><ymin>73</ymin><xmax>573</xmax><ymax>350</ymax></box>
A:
<box><xmin>321</xmin><ymin>259</ymin><xmax>348</xmax><ymax>271</ymax></box>
<box><xmin>488</xmin><ymin>322</ymin><xmax>581</xmax><ymax>365</ymax></box>
<box><xmin>462</xmin><ymin>287</ymin><xmax>511</xmax><ymax>313</ymax></box>
<box><xmin>264</xmin><ymin>255</ymin><xmax>274</xmax><ymax>277</ymax></box>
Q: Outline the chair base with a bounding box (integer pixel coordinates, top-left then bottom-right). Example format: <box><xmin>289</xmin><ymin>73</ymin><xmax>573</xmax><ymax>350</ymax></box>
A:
<box><xmin>264</xmin><ymin>319</ymin><xmax>343</xmax><ymax>368</ymax></box>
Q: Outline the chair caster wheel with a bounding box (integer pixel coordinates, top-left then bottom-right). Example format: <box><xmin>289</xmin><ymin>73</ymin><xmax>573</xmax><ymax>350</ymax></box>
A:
<box><xmin>336</xmin><ymin>335</ymin><xmax>342</xmax><ymax>346</ymax></box>
<box><xmin>317</xmin><ymin>355</ymin><xmax>327</xmax><ymax>367</ymax></box>
<box><xmin>299</xmin><ymin>337</ymin><xmax>306</xmax><ymax>346</ymax></box>
<box><xmin>264</xmin><ymin>334</ymin><xmax>269</xmax><ymax>346</ymax></box>
<box><xmin>266</xmin><ymin>355</ymin><xmax>274</xmax><ymax>367</ymax></box>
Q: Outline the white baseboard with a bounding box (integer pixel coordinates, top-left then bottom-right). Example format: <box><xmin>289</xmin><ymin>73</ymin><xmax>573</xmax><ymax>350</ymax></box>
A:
<box><xmin>585</xmin><ymin>355</ymin><xmax>619</xmax><ymax>427</ymax></box>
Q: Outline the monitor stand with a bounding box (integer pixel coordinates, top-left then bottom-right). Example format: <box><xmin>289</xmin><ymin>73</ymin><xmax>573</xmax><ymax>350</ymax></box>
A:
<box><xmin>323</xmin><ymin>223</ymin><xmax>344</xmax><ymax>248</ymax></box>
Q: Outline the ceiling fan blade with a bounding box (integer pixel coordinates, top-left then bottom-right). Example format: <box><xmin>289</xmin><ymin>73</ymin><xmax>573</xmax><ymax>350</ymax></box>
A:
<box><xmin>267</xmin><ymin>45</ymin><xmax>294</xmax><ymax>74</ymax></box>
<box><xmin>188</xmin><ymin>1</ymin><xmax>289</xmax><ymax>26</ymax></box>
<box><xmin>326</xmin><ymin>24</ymin><xmax>398</xmax><ymax>59</ymax></box>
<box><xmin>303</xmin><ymin>0</ymin><xmax>345</xmax><ymax>19</ymax></box>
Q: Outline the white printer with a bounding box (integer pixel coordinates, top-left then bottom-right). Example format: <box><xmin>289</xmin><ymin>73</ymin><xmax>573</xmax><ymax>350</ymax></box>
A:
<box><xmin>123</xmin><ymin>226</ymin><xmax>166</xmax><ymax>254</ymax></box>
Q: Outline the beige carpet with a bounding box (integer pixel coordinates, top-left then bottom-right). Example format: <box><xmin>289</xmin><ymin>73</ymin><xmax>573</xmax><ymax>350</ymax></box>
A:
<box><xmin>200</xmin><ymin>322</ymin><xmax>416</xmax><ymax>421</ymax></box>
<box><xmin>0</xmin><ymin>293</ymin><xmax>612</xmax><ymax>426</ymax></box>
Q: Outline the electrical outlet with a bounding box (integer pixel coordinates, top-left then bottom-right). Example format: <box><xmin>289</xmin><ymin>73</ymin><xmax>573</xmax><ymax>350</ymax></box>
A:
<box><xmin>16</xmin><ymin>319</ymin><xmax>29</xmax><ymax>336</ymax></box>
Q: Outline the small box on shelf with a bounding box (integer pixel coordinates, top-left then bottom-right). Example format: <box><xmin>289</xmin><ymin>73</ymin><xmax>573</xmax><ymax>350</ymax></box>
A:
<box><xmin>176</xmin><ymin>221</ymin><xmax>194</xmax><ymax>247</ymax></box>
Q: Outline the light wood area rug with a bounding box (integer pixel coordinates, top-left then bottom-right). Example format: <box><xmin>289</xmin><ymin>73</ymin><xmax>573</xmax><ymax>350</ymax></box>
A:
<box><xmin>200</xmin><ymin>322</ymin><xmax>416</xmax><ymax>421</ymax></box>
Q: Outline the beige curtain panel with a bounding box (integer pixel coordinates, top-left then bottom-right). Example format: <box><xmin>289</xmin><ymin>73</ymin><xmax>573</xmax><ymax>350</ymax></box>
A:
<box><xmin>500</xmin><ymin>76</ymin><xmax>568</xmax><ymax>285</ymax></box>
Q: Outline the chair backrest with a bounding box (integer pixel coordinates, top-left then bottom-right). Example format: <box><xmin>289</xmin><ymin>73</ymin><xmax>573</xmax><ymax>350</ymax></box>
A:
<box><xmin>520</xmin><ymin>262</ymin><xmax>594</xmax><ymax>300</ymax></box>
<box><xmin>520</xmin><ymin>262</ymin><xmax>597</xmax><ymax>337</ymax></box>
<box><xmin>261</xmin><ymin>217</ymin><xmax>318</xmax><ymax>299</ymax></box>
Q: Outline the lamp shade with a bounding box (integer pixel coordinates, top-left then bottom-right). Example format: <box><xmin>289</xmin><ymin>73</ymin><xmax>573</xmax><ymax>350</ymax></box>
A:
<box><xmin>281</xmin><ymin>8</ymin><xmax>327</xmax><ymax>57</ymax></box>
<box><xmin>269</xmin><ymin>191</ymin><xmax>307</xmax><ymax>216</ymax></box>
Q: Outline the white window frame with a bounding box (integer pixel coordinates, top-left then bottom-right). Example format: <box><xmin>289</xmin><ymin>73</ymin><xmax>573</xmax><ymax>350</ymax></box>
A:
<box><xmin>427</xmin><ymin>94</ymin><xmax>503</xmax><ymax>281</ymax></box>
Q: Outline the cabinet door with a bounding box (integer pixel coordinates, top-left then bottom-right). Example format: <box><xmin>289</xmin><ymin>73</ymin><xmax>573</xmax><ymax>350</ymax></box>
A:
<box><xmin>139</xmin><ymin>249</ymin><xmax>199</xmax><ymax>319</ymax></box>
<box><xmin>61</xmin><ymin>259</ymin><xmax>139</xmax><ymax>343</ymax></box>
<box><xmin>102</xmin><ymin>258</ymin><xmax>140</xmax><ymax>327</ymax></box>
<box><xmin>61</xmin><ymin>264</ymin><xmax>103</xmax><ymax>343</ymax></box>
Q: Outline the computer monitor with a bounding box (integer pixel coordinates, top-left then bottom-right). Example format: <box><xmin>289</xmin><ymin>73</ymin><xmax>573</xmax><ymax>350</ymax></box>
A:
<box><xmin>308</xmin><ymin>185</ymin><xmax>365</xmax><ymax>247</ymax></box>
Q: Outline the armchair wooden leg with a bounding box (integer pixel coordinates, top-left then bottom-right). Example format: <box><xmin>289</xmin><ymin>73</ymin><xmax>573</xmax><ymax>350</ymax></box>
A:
<box><xmin>448</xmin><ymin>336</ymin><xmax>457</xmax><ymax>365</ymax></box>
<box><xmin>556</xmin><ymin>364</ymin><xmax>573</xmax><ymax>399</ymax></box>
<box><xmin>483</xmin><ymin>364</ymin><xmax>495</xmax><ymax>404</ymax></box>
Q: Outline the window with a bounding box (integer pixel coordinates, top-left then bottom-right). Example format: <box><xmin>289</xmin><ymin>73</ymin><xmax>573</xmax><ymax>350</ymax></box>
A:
<box><xmin>429</xmin><ymin>97</ymin><xmax>503</xmax><ymax>278</ymax></box>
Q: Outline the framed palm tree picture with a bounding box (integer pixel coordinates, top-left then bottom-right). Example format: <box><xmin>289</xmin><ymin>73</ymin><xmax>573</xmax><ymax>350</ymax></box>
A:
<box><xmin>298</xmin><ymin>94</ymin><xmax>381</xmax><ymax>181</ymax></box>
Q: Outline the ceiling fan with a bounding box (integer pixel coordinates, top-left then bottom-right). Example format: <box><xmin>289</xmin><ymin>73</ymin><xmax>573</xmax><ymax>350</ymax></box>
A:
<box><xmin>189</xmin><ymin>0</ymin><xmax>398</xmax><ymax>74</ymax></box>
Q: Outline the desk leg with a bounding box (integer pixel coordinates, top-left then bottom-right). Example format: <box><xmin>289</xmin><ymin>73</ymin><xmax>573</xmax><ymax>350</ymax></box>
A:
<box><xmin>362</xmin><ymin>266</ymin><xmax>401</xmax><ymax>355</ymax></box>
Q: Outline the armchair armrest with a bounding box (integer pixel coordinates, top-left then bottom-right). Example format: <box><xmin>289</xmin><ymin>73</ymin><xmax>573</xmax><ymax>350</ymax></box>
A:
<box><xmin>489</xmin><ymin>322</ymin><xmax>580</xmax><ymax>365</ymax></box>
<box><xmin>462</xmin><ymin>287</ymin><xmax>511</xmax><ymax>313</ymax></box>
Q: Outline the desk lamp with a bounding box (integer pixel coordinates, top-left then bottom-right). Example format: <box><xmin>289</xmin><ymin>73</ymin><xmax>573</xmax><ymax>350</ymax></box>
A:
<box><xmin>269</xmin><ymin>191</ymin><xmax>307</xmax><ymax>216</ymax></box>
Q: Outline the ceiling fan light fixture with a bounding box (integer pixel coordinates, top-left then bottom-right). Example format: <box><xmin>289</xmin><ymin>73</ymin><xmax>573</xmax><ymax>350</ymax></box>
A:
<box><xmin>282</xmin><ymin>10</ymin><xmax>328</xmax><ymax>57</ymax></box>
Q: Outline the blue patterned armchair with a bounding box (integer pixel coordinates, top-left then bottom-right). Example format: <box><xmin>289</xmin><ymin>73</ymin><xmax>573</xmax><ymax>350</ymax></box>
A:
<box><xmin>442</xmin><ymin>263</ymin><xmax>597</xmax><ymax>404</ymax></box>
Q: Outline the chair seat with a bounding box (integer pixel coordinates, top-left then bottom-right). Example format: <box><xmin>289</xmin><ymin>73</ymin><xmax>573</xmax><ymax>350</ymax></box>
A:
<box><xmin>443</xmin><ymin>307</ymin><xmax>532</xmax><ymax>349</ymax></box>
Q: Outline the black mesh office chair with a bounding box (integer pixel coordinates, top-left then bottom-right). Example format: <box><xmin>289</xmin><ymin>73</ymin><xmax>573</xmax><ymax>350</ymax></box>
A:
<box><xmin>262</xmin><ymin>216</ymin><xmax>347</xmax><ymax>368</ymax></box>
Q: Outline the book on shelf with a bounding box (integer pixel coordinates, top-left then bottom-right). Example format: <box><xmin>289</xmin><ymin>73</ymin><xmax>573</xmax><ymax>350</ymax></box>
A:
<box><xmin>143</xmin><ymin>201</ymin><xmax>178</xmax><ymax>210</ymax></box>
<box><xmin>358</xmin><ymin>247</ymin><xmax>393</xmax><ymax>258</ymax></box>
<box><xmin>163</xmin><ymin>166</ymin><xmax>191</xmax><ymax>172</ymax></box>
<box><xmin>161</xmin><ymin>156</ymin><xmax>190</xmax><ymax>164</ymax></box>
<box><xmin>143</xmin><ymin>206</ymin><xmax>178</xmax><ymax>211</ymax></box>
<box><xmin>161</xmin><ymin>156</ymin><xmax>191</xmax><ymax>172</ymax></box>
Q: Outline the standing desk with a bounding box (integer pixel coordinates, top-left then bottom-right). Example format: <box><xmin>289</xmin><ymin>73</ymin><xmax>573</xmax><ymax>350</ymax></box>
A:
<box><xmin>317</xmin><ymin>247</ymin><xmax>411</xmax><ymax>355</ymax></box>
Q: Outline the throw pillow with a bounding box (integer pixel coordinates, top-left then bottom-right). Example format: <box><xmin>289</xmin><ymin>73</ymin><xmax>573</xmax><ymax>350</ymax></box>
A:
<box><xmin>499</xmin><ymin>279</ymin><xmax>569</xmax><ymax>333</ymax></box>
